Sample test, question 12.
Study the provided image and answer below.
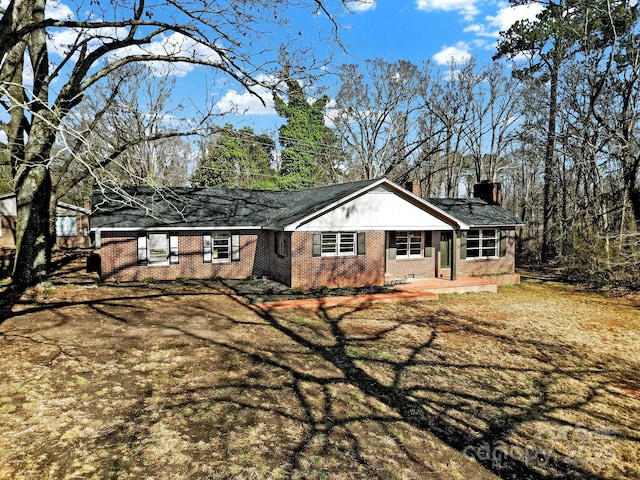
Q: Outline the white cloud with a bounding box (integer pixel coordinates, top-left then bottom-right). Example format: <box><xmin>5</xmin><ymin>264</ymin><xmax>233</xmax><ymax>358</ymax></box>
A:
<box><xmin>215</xmin><ymin>84</ymin><xmax>276</xmax><ymax>116</ymax></box>
<box><xmin>46</xmin><ymin>0</ymin><xmax>74</xmax><ymax>20</ymax></box>
<box><xmin>463</xmin><ymin>23</ymin><xmax>496</xmax><ymax>38</ymax></box>
<box><xmin>6</xmin><ymin>0</ymin><xmax>75</xmax><ymax>58</ymax></box>
<box><xmin>324</xmin><ymin>98</ymin><xmax>339</xmax><ymax>128</ymax></box>
<box><xmin>487</xmin><ymin>2</ymin><xmax>543</xmax><ymax>31</ymax></box>
<box><xmin>49</xmin><ymin>26</ymin><xmax>131</xmax><ymax>59</ymax></box>
<box><xmin>416</xmin><ymin>0</ymin><xmax>479</xmax><ymax>20</ymax></box>
<box><xmin>433</xmin><ymin>42</ymin><xmax>473</xmax><ymax>65</ymax></box>
<box><xmin>346</xmin><ymin>0</ymin><xmax>376</xmax><ymax>13</ymax></box>
<box><xmin>0</xmin><ymin>0</ymin><xmax>73</xmax><ymax>19</ymax></box>
<box><xmin>215</xmin><ymin>75</ymin><xmax>335</xmax><ymax>120</ymax></box>
<box><xmin>466</xmin><ymin>2</ymin><xmax>544</xmax><ymax>38</ymax></box>
<box><xmin>41</xmin><ymin>1</ymin><xmax>221</xmax><ymax>78</ymax></box>
<box><xmin>105</xmin><ymin>32</ymin><xmax>222</xmax><ymax>78</ymax></box>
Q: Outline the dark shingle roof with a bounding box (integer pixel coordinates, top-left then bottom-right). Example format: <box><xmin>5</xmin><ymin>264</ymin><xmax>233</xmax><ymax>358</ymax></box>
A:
<box><xmin>265</xmin><ymin>179</ymin><xmax>377</xmax><ymax>228</ymax></box>
<box><xmin>91</xmin><ymin>181</ymin><xmax>523</xmax><ymax>231</ymax></box>
<box><xmin>90</xmin><ymin>179</ymin><xmax>378</xmax><ymax>230</ymax></box>
<box><xmin>427</xmin><ymin>198</ymin><xmax>522</xmax><ymax>227</ymax></box>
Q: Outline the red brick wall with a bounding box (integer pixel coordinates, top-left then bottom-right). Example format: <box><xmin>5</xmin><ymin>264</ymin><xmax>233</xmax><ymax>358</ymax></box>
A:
<box><xmin>289</xmin><ymin>231</ymin><xmax>385</xmax><ymax>289</ymax></box>
<box><xmin>99</xmin><ymin>230</ymin><xmax>262</xmax><ymax>282</ymax></box>
<box><xmin>252</xmin><ymin>231</ymin><xmax>275</xmax><ymax>279</ymax></box>
<box><xmin>385</xmin><ymin>231</ymin><xmax>438</xmax><ymax>280</ymax></box>
<box><xmin>263</xmin><ymin>232</ymin><xmax>292</xmax><ymax>286</ymax></box>
<box><xmin>385</xmin><ymin>230</ymin><xmax>517</xmax><ymax>281</ymax></box>
<box><xmin>457</xmin><ymin>229</ymin><xmax>517</xmax><ymax>277</ymax></box>
<box><xmin>98</xmin><ymin>228</ymin><xmax>517</xmax><ymax>285</ymax></box>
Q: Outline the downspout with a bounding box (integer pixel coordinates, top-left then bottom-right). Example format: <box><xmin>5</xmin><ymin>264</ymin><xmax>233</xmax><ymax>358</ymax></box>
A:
<box><xmin>451</xmin><ymin>229</ymin><xmax>457</xmax><ymax>281</ymax></box>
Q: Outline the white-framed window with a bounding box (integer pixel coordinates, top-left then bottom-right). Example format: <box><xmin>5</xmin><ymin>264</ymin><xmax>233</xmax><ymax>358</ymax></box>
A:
<box><xmin>56</xmin><ymin>216</ymin><xmax>77</xmax><ymax>236</ymax></box>
<box><xmin>313</xmin><ymin>232</ymin><xmax>364</xmax><ymax>257</ymax></box>
<box><xmin>138</xmin><ymin>233</ymin><xmax>179</xmax><ymax>266</ymax></box>
<box><xmin>203</xmin><ymin>233</ymin><xmax>240</xmax><ymax>263</ymax></box>
<box><xmin>321</xmin><ymin>233</ymin><xmax>337</xmax><ymax>255</ymax></box>
<box><xmin>213</xmin><ymin>232</ymin><xmax>231</xmax><ymax>261</ymax></box>
<box><xmin>275</xmin><ymin>231</ymin><xmax>288</xmax><ymax>257</ymax></box>
<box><xmin>320</xmin><ymin>232</ymin><xmax>355</xmax><ymax>256</ymax></box>
<box><xmin>339</xmin><ymin>232</ymin><xmax>356</xmax><ymax>254</ymax></box>
<box><xmin>467</xmin><ymin>229</ymin><xmax>498</xmax><ymax>258</ymax></box>
<box><xmin>203</xmin><ymin>234</ymin><xmax>212</xmax><ymax>262</ymax></box>
<box><xmin>148</xmin><ymin>233</ymin><xmax>169</xmax><ymax>265</ymax></box>
<box><xmin>396</xmin><ymin>231</ymin><xmax>423</xmax><ymax>258</ymax></box>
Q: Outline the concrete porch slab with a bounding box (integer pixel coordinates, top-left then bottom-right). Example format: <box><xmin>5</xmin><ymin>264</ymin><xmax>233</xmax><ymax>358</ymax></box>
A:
<box><xmin>251</xmin><ymin>275</ymin><xmax>511</xmax><ymax>311</ymax></box>
<box><xmin>393</xmin><ymin>276</ymin><xmax>499</xmax><ymax>295</ymax></box>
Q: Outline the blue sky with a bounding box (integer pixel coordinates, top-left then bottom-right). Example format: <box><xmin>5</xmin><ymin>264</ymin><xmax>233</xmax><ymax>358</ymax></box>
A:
<box><xmin>210</xmin><ymin>0</ymin><xmax>543</xmax><ymax>132</ymax></box>
<box><xmin>1</xmin><ymin>0</ymin><xmax>543</xmax><ymax>139</ymax></box>
<box><xmin>339</xmin><ymin>0</ymin><xmax>542</xmax><ymax>65</ymax></box>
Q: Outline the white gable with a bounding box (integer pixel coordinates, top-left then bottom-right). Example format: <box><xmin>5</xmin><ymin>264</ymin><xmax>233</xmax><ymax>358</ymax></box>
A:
<box><xmin>294</xmin><ymin>185</ymin><xmax>454</xmax><ymax>232</ymax></box>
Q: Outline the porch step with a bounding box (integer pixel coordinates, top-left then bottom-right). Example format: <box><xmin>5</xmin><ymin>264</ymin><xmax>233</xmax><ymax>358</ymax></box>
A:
<box><xmin>393</xmin><ymin>276</ymin><xmax>498</xmax><ymax>295</ymax></box>
<box><xmin>254</xmin><ymin>290</ymin><xmax>439</xmax><ymax>311</ymax></box>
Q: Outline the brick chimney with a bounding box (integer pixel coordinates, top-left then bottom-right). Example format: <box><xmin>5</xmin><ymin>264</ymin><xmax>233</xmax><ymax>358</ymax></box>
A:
<box><xmin>473</xmin><ymin>180</ymin><xmax>502</xmax><ymax>206</ymax></box>
<box><xmin>404</xmin><ymin>180</ymin><xmax>420</xmax><ymax>196</ymax></box>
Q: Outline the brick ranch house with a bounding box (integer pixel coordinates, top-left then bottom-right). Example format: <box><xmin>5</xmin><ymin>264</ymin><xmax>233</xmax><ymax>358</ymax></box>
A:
<box><xmin>0</xmin><ymin>193</ymin><xmax>91</xmax><ymax>249</ymax></box>
<box><xmin>90</xmin><ymin>178</ymin><xmax>523</xmax><ymax>288</ymax></box>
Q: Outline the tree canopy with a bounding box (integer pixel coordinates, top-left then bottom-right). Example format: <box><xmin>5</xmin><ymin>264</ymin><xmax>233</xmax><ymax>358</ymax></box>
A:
<box><xmin>191</xmin><ymin>125</ymin><xmax>277</xmax><ymax>190</ymax></box>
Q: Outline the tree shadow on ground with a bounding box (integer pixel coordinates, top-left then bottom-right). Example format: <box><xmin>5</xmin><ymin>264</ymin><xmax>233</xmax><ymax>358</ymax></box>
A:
<box><xmin>1</xmin><ymin>276</ymin><xmax>638</xmax><ymax>479</ymax></box>
<box><xmin>0</xmin><ymin>250</ymin><xmax>94</xmax><ymax>326</ymax></box>
<box><xmin>234</xmin><ymin>302</ymin><xmax>616</xmax><ymax>479</ymax></box>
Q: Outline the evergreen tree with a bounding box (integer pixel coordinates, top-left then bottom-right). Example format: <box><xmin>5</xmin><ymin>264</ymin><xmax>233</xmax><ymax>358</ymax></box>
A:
<box><xmin>191</xmin><ymin>125</ymin><xmax>277</xmax><ymax>189</ymax></box>
<box><xmin>495</xmin><ymin>0</ymin><xmax>581</xmax><ymax>261</ymax></box>
<box><xmin>495</xmin><ymin>0</ymin><xmax>639</xmax><ymax>261</ymax></box>
<box><xmin>236</xmin><ymin>128</ymin><xmax>279</xmax><ymax>190</ymax></box>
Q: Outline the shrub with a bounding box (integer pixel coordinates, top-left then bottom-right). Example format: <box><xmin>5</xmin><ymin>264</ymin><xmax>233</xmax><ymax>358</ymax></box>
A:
<box><xmin>561</xmin><ymin>231</ymin><xmax>640</xmax><ymax>291</ymax></box>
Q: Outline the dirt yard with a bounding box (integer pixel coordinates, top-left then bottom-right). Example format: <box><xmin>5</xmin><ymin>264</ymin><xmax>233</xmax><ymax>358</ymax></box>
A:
<box><xmin>0</xmin><ymin>254</ymin><xmax>639</xmax><ymax>479</ymax></box>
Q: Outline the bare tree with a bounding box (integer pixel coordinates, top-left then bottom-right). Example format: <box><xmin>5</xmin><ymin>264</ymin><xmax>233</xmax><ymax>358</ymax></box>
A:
<box><xmin>426</xmin><ymin>61</ymin><xmax>479</xmax><ymax>197</ymax></box>
<box><xmin>0</xmin><ymin>0</ymin><xmax>348</xmax><ymax>287</ymax></box>
<box><xmin>332</xmin><ymin>58</ymin><xmax>465</xmax><ymax>191</ymax></box>
<box><xmin>462</xmin><ymin>62</ymin><xmax>522</xmax><ymax>184</ymax></box>
<box><xmin>332</xmin><ymin>59</ymin><xmax>427</xmax><ymax>180</ymax></box>
<box><xmin>51</xmin><ymin>64</ymin><xmax>194</xmax><ymax>210</ymax></box>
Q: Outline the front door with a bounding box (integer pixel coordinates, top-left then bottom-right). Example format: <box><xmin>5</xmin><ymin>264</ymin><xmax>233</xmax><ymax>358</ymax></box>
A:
<box><xmin>440</xmin><ymin>231</ymin><xmax>453</xmax><ymax>269</ymax></box>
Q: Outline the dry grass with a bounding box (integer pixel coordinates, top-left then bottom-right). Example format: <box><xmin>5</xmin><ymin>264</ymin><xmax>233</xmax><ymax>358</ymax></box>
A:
<box><xmin>0</xmin><ymin>266</ymin><xmax>638</xmax><ymax>479</ymax></box>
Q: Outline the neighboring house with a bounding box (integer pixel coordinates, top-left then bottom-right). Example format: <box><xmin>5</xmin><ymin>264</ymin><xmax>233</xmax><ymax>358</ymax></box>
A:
<box><xmin>55</xmin><ymin>201</ymin><xmax>91</xmax><ymax>248</ymax></box>
<box><xmin>0</xmin><ymin>193</ymin><xmax>16</xmax><ymax>249</ymax></box>
<box><xmin>0</xmin><ymin>193</ymin><xmax>90</xmax><ymax>248</ymax></box>
<box><xmin>90</xmin><ymin>178</ymin><xmax>523</xmax><ymax>288</ymax></box>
